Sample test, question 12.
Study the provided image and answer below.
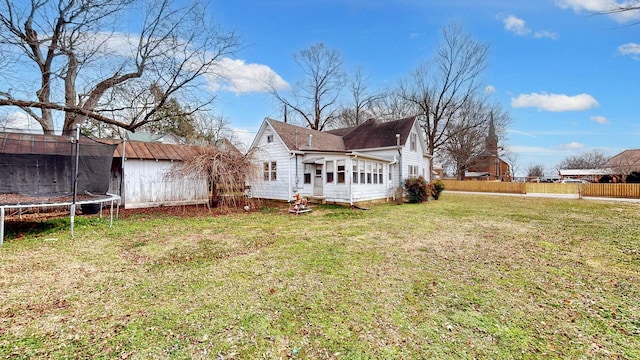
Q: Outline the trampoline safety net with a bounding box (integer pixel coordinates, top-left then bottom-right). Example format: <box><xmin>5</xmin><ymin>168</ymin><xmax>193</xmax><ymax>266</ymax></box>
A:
<box><xmin>0</xmin><ymin>132</ymin><xmax>118</xmax><ymax>198</ymax></box>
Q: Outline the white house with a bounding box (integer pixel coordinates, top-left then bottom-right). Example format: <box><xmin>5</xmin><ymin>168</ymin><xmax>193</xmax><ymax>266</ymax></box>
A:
<box><xmin>246</xmin><ymin>117</ymin><xmax>432</xmax><ymax>205</ymax></box>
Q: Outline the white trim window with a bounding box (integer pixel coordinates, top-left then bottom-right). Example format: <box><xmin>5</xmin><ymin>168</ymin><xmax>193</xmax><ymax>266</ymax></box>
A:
<box><xmin>263</xmin><ymin>161</ymin><xmax>277</xmax><ymax>181</ymax></box>
<box><xmin>304</xmin><ymin>164</ymin><xmax>313</xmax><ymax>184</ymax></box>
<box><xmin>410</xmin><ymin>133</ymin><xmax>417</xmax><ymax>151</ymax></box>
<box><xmin>352</xmin><ymin>161</ymin><xmax>359</xmax><ymax>184</ymax></box>
<box><xmin>408</xmin><ymin>165</ymin><xmax>418</xmax><ymax>177</ymax></box>
<box><xmin>337</xmin><ymin>160</ymin><xmax>346</xmax><ymax>184</ymax></box>
<box><xmin>326</xmin><ymin>160</ymin><xmax>335</xmax><ymax>184</ymax></box>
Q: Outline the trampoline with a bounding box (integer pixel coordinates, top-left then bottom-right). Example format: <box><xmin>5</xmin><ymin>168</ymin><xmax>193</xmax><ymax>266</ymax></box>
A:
<box><xmin>1</xmin><ymin>129</ymin><xmax>121</xmax><ymax>245</ymax></box>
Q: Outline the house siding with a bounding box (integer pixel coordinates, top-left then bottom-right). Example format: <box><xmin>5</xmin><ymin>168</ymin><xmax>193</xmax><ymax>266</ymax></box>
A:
<box><xmin>249</xmin><ymin>127</ymin><xmax>293</xmax><ymax>201</ymax></box>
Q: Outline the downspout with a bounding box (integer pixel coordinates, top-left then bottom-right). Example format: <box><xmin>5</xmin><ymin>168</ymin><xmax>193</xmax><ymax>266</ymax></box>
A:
<box><xmin>295</xmin><ymin>154</ymin><xmax>299</xmax><ymax>191</ymax></box>
<box><xmin>388</xmin><ymin>157</ymin><xmax>398</xmax><ymax>201</ymax></box>
<box><xmin>350</xmin><ymin>154</ymin><xmax>358</xmax><ymax>206</ymax></box>
<box><xmin>288</xmin><ymin>152</ymin><xmax>294</xmax><ymax>201</ymax></box>
<box><xmin>396</xmin><ymin>134</ymin><xmax>403</xmax><ymax>203</ymax></box>
<box><xmin>120</xmin><ymin>140</ymin><xmax>126</xmax><ymax>207</ymax></box>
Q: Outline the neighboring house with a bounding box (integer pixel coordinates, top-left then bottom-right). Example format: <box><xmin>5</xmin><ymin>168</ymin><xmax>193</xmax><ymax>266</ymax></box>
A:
<box><xmin>246</xmin><ymin>117</ymin><xmax>431</xmax><ymax>205</ymax></box>
<box><xmin>558</xmin><ymin>168</ymin><xmax>612</xmax><ymax>183</ymax></box>
<box><xmin>124</xmin><ymin>130</ymin><xmax>184</xmax><ymax>145</ymax></box>
<box><xmin>110</xmin><ymin>141</ymin><xmax>209</xmax><ymax>208</ymax></box>
<box><xmin>608</xmin><ymin>149</ymin><xmax>640</xmax><ymax>183</ymax></box>
<box><xmin>466</xmin><ymin>117</ymin><xmax>511</xmax><ymax>181</ymax></box>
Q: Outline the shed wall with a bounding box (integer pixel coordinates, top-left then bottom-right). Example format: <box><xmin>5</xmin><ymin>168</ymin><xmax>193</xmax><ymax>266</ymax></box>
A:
<box><xmin>119</xmin><ymin>159</ymin><xmax>208</xmax><ymax>208</ymax></box>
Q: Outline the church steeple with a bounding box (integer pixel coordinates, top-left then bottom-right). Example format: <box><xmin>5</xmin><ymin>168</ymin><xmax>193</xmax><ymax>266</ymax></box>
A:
<box><xmin>486</xmin><ymin>114</ymin><xmax>498</xmax><ymax>156</ymax></box>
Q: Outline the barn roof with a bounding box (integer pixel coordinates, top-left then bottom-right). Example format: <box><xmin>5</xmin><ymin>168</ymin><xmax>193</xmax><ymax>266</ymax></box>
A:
<box><xmin>0</xmin><ymin>132</ymin><xmax>116</xmax><ymax>156</ymax></box>
<box><xmin>113</xmin><ymin>141</ymin><xmax>205</xmax><ymax>161</ymax></box>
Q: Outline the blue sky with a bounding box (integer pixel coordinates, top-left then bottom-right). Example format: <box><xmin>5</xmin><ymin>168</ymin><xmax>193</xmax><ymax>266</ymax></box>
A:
<box><xmin>2</xmin><ymin>0</ymin><xmax>638</xmax><ymax>176</ymax></box>
<box><xmin>205</xmin><ymin>0</ymin><xmax>640</xmax><ymax>176</ymax></box>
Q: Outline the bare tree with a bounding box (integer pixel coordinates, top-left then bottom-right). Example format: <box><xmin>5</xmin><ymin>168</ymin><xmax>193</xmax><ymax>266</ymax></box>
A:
<box><xmin>441</xmin><ymin>98</ymin><xmax>496</xmax><ymax>179</ymax></box>
<box><xmin>0</xmin><ymin>0</ymin><xmax>238</xmax><ymax>134</ymax></box>
<box><xmin>602</xmin><ymin>2</ymin><xmax>640</xmax><ymax>15</ymax></box>
<box><xmin>527</xmin><ymin>164</ymin><xmax>545</xmax><ymax>178</ymax></box>
<box><xmin>398</xmin><ymin>22</ymin><xmax>491</xmax><ymax>174</ymax></box>
<box><xmin>503</xmin><ymin>151</ymin><xmax>520</xmax><ymax>181</ymax></box>
<box><xmin>271</xmin><ymin>42</ymin><xmax>345</xmax><ymax>131</ymax></box>
<box><xmin>191</xmin><ymin>113</ymin><xmax>240</xmax><ymax>147</ymax></box>
<box><xmin>369</xmin><ymin>88</ymin><xmax>416</xmax><ymax>122</ymax></box>
<box><xmin>557</xmin><ymin>149</ymin><xmax>610</xmax><ymax>169</ymax></box>
<box><xmin>336</xmin><ymin>66</ymin><xmax>382</xmax><ymax>128</ymax></box>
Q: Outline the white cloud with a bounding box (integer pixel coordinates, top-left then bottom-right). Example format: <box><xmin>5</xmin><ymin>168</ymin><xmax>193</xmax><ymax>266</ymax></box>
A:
<box><xmin>501</xmin><ymin>15</ymin><xmax>558</xmax><ymax>39</ymax></box>
<box><xmin>557</xmin><ymin>141</ymin><xmax>585</xmax><ymax>150</ymax></box>
<box><xmin>511</xmin><ymin>92</ymin><xmax>599</xmax><ymax>111</ymax></box>
<box><xmin>618</xmin><ymin>42</ymin><xmax>640</xmax><ymax>59</ymax></box>
<box><xmin>503</xmin><ymin>15</ymin><xmax>531</xmax><ymax>36</ymax></box>
<box><xmin>554</xmin><ymin>0</ymin><xmax>640</xmax><ymax>23</ymax></box>
<box><xmin>507</xmin><ymin>129</ymin><xmax>537</xmax><ymax>137</ymax></box>
<box><xmin>509</xmin><ymin>145</ymin><xmax>560</xmax><ymax>154</ymax></box>
<box><xmin>233</xmin><ymin>128</ymin><xmax>257</xmax><ymax>150</ymax></box>
<box><xmin>211</xmin><ymin>58</ymin><xmax>290</xmax><ymax>94</ymax></box>
<box><xmin>78</xmin><ymin>32</ymin><xmax>290</xmax><ymax>94</ymax></box>
<box><xmin>590</xmin><ymin>115</ymin><xmax>610</xmax><ymax>124</ymax></box>
<box><xmin>1</xmin><ymin>112</ymin><xmax>42</xmax><ymax>133</ymax></box>
<box><xmin>485</xmin><ymin>85</ymin><xmax>496</xmax><ymax>95</ymax></box>
<box><xmin>534</xmin><ymin>30</ymin><xmax>559</xmax><ymax>40</ymax></box>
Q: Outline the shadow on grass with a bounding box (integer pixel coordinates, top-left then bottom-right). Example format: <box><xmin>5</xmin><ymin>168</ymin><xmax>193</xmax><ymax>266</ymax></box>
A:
<box><xmin>3</xmin><ymin>218</ymin><xmax>68</xmax><ymax>241</ymax></box>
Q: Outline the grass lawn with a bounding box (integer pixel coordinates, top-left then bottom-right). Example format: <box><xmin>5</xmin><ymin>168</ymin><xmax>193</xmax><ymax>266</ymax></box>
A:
<box><xmin>1</xmin><ymin>193</ymin><xmax>639</xmax><ymax>359</ymax></box>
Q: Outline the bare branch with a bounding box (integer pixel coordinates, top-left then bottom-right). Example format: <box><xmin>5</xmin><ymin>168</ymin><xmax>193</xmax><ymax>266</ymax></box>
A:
<box><xmin>0</xmin><ymin>0</ymin><xmax>238</xmax><ymax>133</ymax></box>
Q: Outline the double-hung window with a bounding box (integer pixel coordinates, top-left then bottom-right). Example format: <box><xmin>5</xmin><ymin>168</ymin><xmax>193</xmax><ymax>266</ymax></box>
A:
<box><xmin>352</xmin><ymin>161</ymin><xmax>359</xmax><ymax>184</ymax></box>
<box><xmin>263</xmin><ymin>161</ymin><xmax>277</xmax><ymax>181</ymax></box>
<box><xmin>326</xmin><ymin>160</ymin><xmax>335</xmax><ymax>183</ymax></box>
<box><xmin>337</xmin><ymin>160</ymin><xmax>346</xmax><ymax>183</ymax></box>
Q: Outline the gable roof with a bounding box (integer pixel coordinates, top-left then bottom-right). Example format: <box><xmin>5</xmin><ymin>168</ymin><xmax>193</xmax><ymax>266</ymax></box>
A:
<box><xmin>267</xmin><ymin>119</ymin><xmax>346</xmax><ymax>152</ymax></box>
<box><xmin>342</xmin><ymin>117</ymin><xmax>416</xmax><ymax>150</ymax></box>
<box><xmin>609</xmin><ymin>149</ymin><xmax>640</xmax><ymax>168</ymax></box>
<box><xmin>265</xmin><ymin>116</ymin><xmax>418</xmax><ymax>152</ymax></box>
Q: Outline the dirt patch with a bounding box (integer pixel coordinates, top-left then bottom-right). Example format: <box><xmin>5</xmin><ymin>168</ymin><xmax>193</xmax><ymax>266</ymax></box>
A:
<box><xmin>0</xmin><ymin>193</ymin><xmax>110</xmax><ymax>206</ymax></box>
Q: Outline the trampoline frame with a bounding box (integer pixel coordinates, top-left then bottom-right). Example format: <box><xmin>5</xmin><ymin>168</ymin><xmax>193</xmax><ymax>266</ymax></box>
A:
<box><xmin>0</xmin><ymin>193</ymin><xmax>121</xmax><ymax>246</ymax></box>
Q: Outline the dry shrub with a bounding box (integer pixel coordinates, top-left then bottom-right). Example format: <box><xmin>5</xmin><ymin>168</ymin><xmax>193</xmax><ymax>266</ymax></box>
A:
<box><xmin>167</xmin><ymin>145</ymin><xmax>261</xmax><ymax>208</ymax></box>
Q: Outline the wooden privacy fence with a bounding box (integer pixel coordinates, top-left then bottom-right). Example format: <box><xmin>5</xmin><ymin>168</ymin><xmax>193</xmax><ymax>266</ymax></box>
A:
<box><xmin>441</xmin><ymin>180</ymin><xmax>525</xmax><ymax>194</ymax></box>
<box><xmin>440</xmin><ymin>180</ymin><xmax>640</xmax><ymax>199</ymax></box>
<box><xmin>581</xmin><ymin>183</ymin><xmax>640</xmax><ymax>198</ymax></box>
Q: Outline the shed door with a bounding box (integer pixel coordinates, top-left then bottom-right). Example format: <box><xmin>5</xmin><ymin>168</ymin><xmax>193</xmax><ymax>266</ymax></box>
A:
<box><xmin>313</xmin><ymin>164</ymin><xmax>323</xmax><ymax>196</ymax></box>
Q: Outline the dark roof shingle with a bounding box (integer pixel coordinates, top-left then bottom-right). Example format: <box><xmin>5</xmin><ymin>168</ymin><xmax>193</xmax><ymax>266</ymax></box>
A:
<box><xmin>266</xmin><ymin>116</ymin><xmax>417</xmax><ymax>152</ymax></box>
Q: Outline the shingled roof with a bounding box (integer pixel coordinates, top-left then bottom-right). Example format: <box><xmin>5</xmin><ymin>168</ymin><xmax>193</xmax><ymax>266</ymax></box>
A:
<box><xmin>266</xmin><ymin>116</ymin><xmax>417</xmax><ymax>152</ymax></box>
<box><xmin>609</xmin><ymin>149</ymin><xmax>640</xmax><ymax>171</ymax></box>
<box><xmin>267</xmin><ymin>119</ymin><xmax>346</xmax><ymax>152</ymax></box>
<box><xmin>342</xmin><ymin>117</ymin><xmax>416</xmax><ymax>150</ymax></box>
